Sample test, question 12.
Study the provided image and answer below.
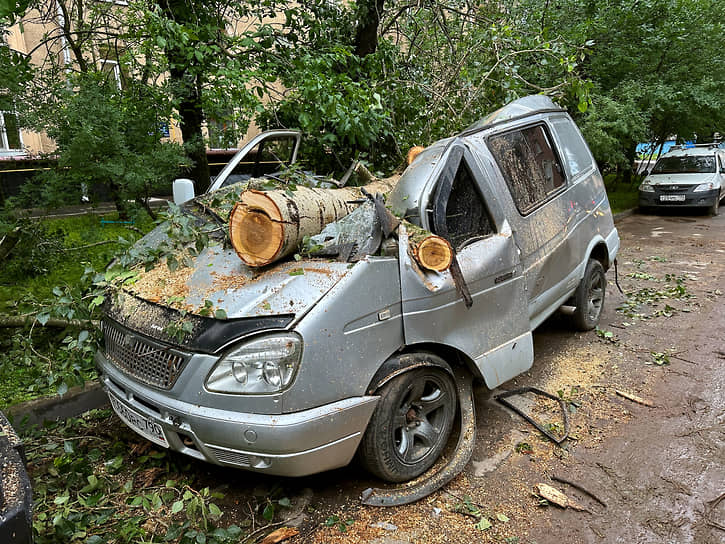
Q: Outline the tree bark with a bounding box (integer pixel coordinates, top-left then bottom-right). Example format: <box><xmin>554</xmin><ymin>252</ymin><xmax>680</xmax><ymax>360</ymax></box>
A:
<box><xmin>229</xmin><ymin>177</ymin><xmax>398</xmax><ymax>267</ymax></box>
<box><xmin>403</xmin><ymin>220</ymin><xmax>453</xmax><ymax>272</ymax></box>
<box><xmin>355</xmin><ymin>0</ymin><xmax>386</xmax><ymax>57</ymax></box>
<box><xmin>157</xmin><ymin>0</ymin><xmax>211</xmax><ymax>193</ymax></box>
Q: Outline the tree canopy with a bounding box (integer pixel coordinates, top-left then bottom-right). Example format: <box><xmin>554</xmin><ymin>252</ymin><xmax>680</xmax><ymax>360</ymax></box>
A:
<box><xmin>4</xmin><ymin>0</ymin><xmax>724</xmax><ymax>209</ymax></box>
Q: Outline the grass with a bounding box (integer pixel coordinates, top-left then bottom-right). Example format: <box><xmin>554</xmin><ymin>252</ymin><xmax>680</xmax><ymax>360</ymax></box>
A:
<box><xmin>604</xmin><ymin>176</ymin><xmax>640</xmax><ymax>214</ymax></box>
<box><xmin>0</xmin><ymin>210</ymin><xmax>155</xmax><ymax>313</ymax></box>
<box><xmin>0</xmin><ymin>207</ymin><xmax>155</xmax><ymax>408</ymax></box>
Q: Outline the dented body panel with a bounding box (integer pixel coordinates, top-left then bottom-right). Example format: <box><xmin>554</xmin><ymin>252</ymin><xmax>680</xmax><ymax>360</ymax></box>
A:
<box><xmin>98</xmin><ymin>96</ymin><xmax>619</xmax><ymax>477</ymax></box>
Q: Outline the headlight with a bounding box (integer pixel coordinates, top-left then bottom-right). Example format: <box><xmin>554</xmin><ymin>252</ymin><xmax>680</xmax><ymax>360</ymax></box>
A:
<box><xmin>693</xmin><ymin>182</ymin><xmax>715</xmax><ymax>192</ymax></box>
<box><xmin>639</xmin><ymin>182</ymin><xmax>654</xmax><ymax>193</ymax></box>
<box><xmin>205</xmin><ymin>333</ymin><xmax>302</xmax><ymax>394</ymax></box>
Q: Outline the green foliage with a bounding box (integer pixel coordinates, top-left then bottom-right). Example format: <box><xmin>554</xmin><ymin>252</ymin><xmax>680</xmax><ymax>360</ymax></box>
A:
<box><xmin>617</xmin><ymin>267</ymin><xmax>694</xmax><ymax>320</ymax></box>
<box><xmin>325</xmin><ymin>514</ymin><xmax>355</xmax><ymax>533</ymax></box>
<box><xmin>20</xmin><ymin>72</ymin><xmax>188</xmax><ymax>214</ymax></box>
<box><xmin>1</xmin><ymin>217</ymin><xmax>66</xmax><ymax>277</ymax></box>
<box><xmin>604</xmin><ymin>179</ymin><xmax>640</xmax><ymax>214</ymax></box>
<box><xmin>516</xmin><ymin>0</ymin><xmax>725</xmax><ymax>174</ymax></box>
<box><xmin>22</xmin><ymin>410</ymin><xmax>245</xmax><ymax>544</ymax></box>
<box><xmin>0</xmin><ymin>0</ymin><xmax>30</xmax><ymax>23</ymax></box>
<box><xmin>0</xmin><ymin>212</ymin><xmax>153</xmax><ymax>406</ymax></box>
<box><xmin>262</xmin><ymin>3</ymin><xmax>588</xmax><ymax>174</ymax></box>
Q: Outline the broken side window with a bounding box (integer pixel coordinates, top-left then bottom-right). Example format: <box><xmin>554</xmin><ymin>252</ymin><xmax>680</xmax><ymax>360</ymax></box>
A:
<box><xmin>432</xmin><ymin>151</ymin><xmax>495</xmax><ymax>249</ymax></box>
<box><xmin>487</xmin><ymin>124</ymin><xmax>566</xmax><ymax>214</ymax></box>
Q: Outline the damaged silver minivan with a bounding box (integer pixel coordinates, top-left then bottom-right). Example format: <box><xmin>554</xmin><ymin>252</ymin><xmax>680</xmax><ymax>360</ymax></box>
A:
<box><xmin>97</xmin><ymin>96</ymin><xmax>619</xmax><ymax>485</ymax></box>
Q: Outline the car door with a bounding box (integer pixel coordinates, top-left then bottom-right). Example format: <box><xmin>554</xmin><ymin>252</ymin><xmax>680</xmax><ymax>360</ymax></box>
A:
<box><xmin>398</xmin><ymin>142</ymin><xmax>534</xmax><ymax>389</ymax></box>
<box><xmin>485</xmin><ymin>121</ymin><xmax>575</xmax><ymax>328</ymax></box>
<box><xmin>208</xmin><ymin>130</ymin><xmax>302</xmax><ymax>192</ymax></box>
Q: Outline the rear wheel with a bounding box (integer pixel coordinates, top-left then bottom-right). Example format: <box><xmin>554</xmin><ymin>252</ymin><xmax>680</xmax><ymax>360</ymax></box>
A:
<box><xmin>358</xmin><ymin>366</ymin><xmax>457</xmax><ymax>482</ymax></box>
<box><xmin>570</xmin><ymin>259</ymin><xmax>606</xmax><ymax>331</ymax></box>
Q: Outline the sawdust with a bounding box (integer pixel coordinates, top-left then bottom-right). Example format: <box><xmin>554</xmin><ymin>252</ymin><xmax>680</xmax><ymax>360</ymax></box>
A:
<box><xmin>126</xmin><ymin>261</ymin><xmax>193</xmax><ymax>307</ymax></box>
<box><xmin>209</xmin><ymin>270</ymin><xmax>250</xmax><ymax>291</ymax></box>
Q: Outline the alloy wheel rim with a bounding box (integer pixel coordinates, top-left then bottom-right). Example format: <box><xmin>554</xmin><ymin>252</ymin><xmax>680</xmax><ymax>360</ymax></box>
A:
<box><xmin>586</xmin><ymin>272</ymin><xmax>604</xmax><ymax>322</ymax></box>
<box><xmin>392</xmin><ymin>376</ymin><xmax>452</xmax><ymax>465</ymax></box>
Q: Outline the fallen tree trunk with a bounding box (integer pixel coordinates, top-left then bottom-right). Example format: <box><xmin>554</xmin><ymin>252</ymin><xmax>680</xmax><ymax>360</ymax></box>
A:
<box><xmin>229</xmin><ymin>176</ymin><xmax>397</xmax><ymax>267</ymax></box>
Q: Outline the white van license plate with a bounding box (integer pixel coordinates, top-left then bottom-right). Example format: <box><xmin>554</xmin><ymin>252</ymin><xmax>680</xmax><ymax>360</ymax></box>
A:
<box><xmin>660</xmin><ymin>194</ymin><xmax>685</xmax><ymax>202</ymax></box>
<box><xmin>109</xmin><ymin>394</ymin><xmax>169</xmax><ymax>448</ymax></box>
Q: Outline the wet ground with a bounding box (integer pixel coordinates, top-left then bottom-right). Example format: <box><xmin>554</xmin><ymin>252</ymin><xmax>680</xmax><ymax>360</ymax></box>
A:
<box><xmin>147</xmin><ymin>210</ymin><xmax>725</xmax><ymax>543</ymax></box>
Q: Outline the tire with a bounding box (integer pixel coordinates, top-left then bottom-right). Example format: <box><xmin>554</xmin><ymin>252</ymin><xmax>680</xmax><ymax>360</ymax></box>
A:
<box><xmin>570</xmin><ymin>258</ymin><xmax>606</xmax><ymax>331</ymax></box>
<box><xmin>358</xmin><ymin>366</ymin><xmax>457</xmax><ymax>483</ymax></box>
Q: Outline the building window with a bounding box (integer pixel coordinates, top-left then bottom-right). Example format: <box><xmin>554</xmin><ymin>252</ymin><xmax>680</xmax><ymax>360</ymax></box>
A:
<box><xmin>0</xmin><ymin>111</ymin><xmax>22</xmax><ymax>151</ymax></box>
<box><xmin>100</xmin><ymin>59</ymin><xmax>123</xmax><ymax>90</ymax></box>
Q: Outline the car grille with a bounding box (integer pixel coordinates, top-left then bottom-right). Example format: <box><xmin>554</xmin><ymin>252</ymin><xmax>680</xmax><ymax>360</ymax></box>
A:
<box><xmin>102</xmin><ymin>320</ymin><xmax>190</xmax><ymax>390</ymax></box>
<box><xmin>207</xmin><ymin>445</ymin><xmax>251</xmax><ymax>467</ymax></box>
<box><xmin>658</xmin><ymin>185</ymin><xmax>689</xmax><ymax>193</ymax></box>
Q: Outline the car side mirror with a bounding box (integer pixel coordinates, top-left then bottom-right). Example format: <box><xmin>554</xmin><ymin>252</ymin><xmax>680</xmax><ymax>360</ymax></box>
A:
<box><xmin>642</xmin><ymin>169</ymin><xmax>650</xmax><ymax>177</ymax></box>
<box><xmin>173</xmin><ymin>178</ymin><xmax>195</xmax><ymax>205</ymax></box>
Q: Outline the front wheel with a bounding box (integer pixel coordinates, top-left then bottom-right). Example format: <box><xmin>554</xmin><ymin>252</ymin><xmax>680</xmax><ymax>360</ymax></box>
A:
<box><xmin>570</xmin><ymin>259</ymin><xmax>606</xmax><ymax>331</ymax></box>
<box><xmin>358</xmin><ymin>366</ymin><xmax>457</xmax><ymax>482</ymax></box>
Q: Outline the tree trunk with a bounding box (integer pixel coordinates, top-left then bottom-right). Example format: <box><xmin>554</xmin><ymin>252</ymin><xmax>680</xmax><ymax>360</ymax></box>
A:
<box><xmin>355</xmin><ymin>0</ymin><xmax>386</xmax><ymax>57</ymax></box>
<box><xmin>158</xmin><ymin>0</ymin><xmax>211</xmax><ymax>193</ymax></box>
<box><xmin>229</xmin><ymin>177</ymin><xmax>397</xmax><ymax>267</ymax></box>
<box><xmin>623</xmin><ymin>141</ymin><xmax>637</xmax><ymax>185</ymax></box>
<box><xmin>172</xmin><ymin>70</ymin><xmax>211</xmax><ymax>194</ymax></box>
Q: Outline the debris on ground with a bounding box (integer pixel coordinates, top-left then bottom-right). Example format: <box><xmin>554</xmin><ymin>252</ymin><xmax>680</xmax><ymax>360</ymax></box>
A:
<box><xmin>614</xmin><ymin>389</ymin><xmax>656</xmax><ymax>407</ymax></box>
<box><xmin>534</xmin><ymin>483</ymin><xmax>589</xmax><ymax>513</ymax></box>
<box><xmin>259</xmin><ymin>526</ymin><xmax>299</xmax><ymax>544</ymax></box>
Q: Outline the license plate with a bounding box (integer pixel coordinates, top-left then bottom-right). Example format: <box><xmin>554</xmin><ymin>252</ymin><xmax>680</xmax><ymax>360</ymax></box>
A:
<box><xmin>109</xmin><ymin>394</ymin><xmax>168</xmax><ymax>448</ymax></box>
<box><xmin>660</xmin><ymin>194</ymin><xmax>685</xmax><ymax>202</ymax></box>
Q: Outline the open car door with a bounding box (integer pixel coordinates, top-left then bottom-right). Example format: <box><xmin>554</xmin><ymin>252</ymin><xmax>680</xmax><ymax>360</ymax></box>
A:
<box><xmin>398</xmin><ymin>142</ymin><xmax>534</xmax><ymax>388</ymax></box>
<box><xmin>208</xmin><ymin>130</ymin><xmax>302</xmax><ymax>192</ymax></box>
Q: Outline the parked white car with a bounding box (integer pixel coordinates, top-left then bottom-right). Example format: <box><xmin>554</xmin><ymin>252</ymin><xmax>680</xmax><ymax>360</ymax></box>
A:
<box><xmin>639</xmin><ymin>144</ymin><xmax>725</xmax><ymax>215</ymax></box>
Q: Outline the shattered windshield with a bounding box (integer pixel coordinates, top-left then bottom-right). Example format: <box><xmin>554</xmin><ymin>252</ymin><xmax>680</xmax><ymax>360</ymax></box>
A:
<box><xmin>652</xmin><ymin>155</ymin><xmax>715</xmax><ymax>174</ymax></box>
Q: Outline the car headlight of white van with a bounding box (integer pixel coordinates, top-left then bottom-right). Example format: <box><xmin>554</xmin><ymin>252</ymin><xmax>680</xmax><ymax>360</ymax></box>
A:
<box><xmin>693</xmin><ymin>182</ymin><xmax>715</xmax><ymax>192</ymax></box>
<box><xmin>205</xmin><ymin>333</ymin><xmax>302</xmax><ymax>394</ymax></box>
<box><xmin>639</xmin><ymin>182</ymin><xmax>654</xmax><ymax>192</ymax></box>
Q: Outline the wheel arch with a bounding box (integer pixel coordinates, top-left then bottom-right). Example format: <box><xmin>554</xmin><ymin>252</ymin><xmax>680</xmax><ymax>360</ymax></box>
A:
<box><xmin>589</xmin><ymin>239</ymin><xmax>611</xmax><ymax>271</ymax></box>
<box><xmin>366</xmin><ymin>343</ymin><xmax>481</xmax><ymax>395</ymax></box>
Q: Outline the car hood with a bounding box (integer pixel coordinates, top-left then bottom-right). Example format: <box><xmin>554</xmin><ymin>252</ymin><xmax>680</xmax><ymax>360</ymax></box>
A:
<box><xmin>645</xmin><ymin>172</ymin><xmax>718</xmax><ymax>186</ymax></box>
<box><xmin>123</xmin><ymin>226</ymin><xmax>353</xmax><ymax>320</ymax></box>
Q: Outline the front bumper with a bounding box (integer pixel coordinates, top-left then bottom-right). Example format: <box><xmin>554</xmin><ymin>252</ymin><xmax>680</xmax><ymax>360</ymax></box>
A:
<box><xmin>98</xmin><ymin>352</ymin><xmax>379</xmax><ymax>477</ymax></box>
<box><xmin>639</xmin><ymin>187</ymin><xmax>719</xmax><ymax>209</ymax></box>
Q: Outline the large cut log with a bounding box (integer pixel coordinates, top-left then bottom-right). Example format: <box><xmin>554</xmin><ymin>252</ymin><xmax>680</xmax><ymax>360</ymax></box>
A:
<box><xmin>403</xmin><ymin>220</ymin><xmax>453</xmax><ymax>272</ymax></box>
<box><xmin>410</xmin><ymin>235</ymin><xmax>453</xmax><ymax>272</ymax></box>
<box><xmin>229</xmin><ymin>176</ymin><xmax>397</xmax><ymax>267</ymax></box>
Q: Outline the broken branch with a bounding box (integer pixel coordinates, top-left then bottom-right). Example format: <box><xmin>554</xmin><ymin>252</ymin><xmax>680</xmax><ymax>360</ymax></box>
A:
<box><xmin>0</xmin><ymin>314</ymin><xmax>97</xmax><ymax>329</ymax></box>
<box><xmin>534</xmin><ymin>483</ymin><xmax>591</xmax><ymax>513</ymax></box>
<box><xmin>402</xmin><ymin>220</ymin><xmax>454</xmax><ymax>272</ymax></box>
<box><xmin>615</xmin><ymin>390</ymin><xmax>655</xmax><ymax>407</ymax></box>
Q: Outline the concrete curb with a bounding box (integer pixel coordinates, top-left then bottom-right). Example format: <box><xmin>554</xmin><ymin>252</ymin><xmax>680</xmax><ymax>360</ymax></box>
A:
<box><xmin>22</xmin><ymin>197</ymin><xmax>171</xmax><ymax>219</ymax></box>
<box><xmin>7</xmin><ymin>381</ymin><xmax>108</xmax><ymax>427</ymax></box>
<box><xmin>613</xmin><ymin>208</ymin><xmax>638</xmax><ymax>222</ymax></box>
